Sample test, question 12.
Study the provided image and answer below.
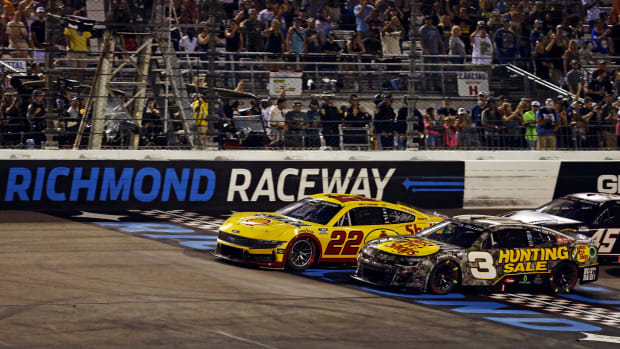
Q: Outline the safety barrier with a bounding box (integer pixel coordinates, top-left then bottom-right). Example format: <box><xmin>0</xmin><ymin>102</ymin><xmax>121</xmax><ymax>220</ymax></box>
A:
<box><xmin>0</xmin><ymin>150</ymin><xmax>618</xmax><ymax>211</ymax></box>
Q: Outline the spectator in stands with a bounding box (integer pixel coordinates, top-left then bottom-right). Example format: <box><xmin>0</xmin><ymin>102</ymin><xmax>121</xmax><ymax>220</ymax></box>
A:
<box><xmin>7</xmin><ymin>11</ymin><xmax>28</xmax><ymax>58</ymax></box>
<box><xmin>64</xmin><ymin>20</ymin><xmax>92</xmax><ymax>82</ymax></box>
<box><xmin>362</xmin><ymin>30</ymin><xmax>381</xmax><ymax>55</ymax></box>
<box><xmin>225</xmin><ymin>20</ymin><xmax>244</xmax><ymax>54</ymax></box>
<box><xmin>555</xmin><ymin>97</ymin><xmax>571</xmax><ymax>149</ymax></box>
<box><xmin>304</xmin><ymin>99</ymin><xmax>321</xmax><ymax>148</ymax></box>
<box><xmin>258</xmin><ymin>2</ymin><xmax>275</xmax><ymax>28</ymax></box>
<box><xmin>192</xmin><ymin>93</ymin><xmax>208</xmax><ymax>147</ymax></box>
<box><xmin>584</xmin><ymin>0</ymin><xmax>601</xmax><ymax>27</ymax></box>
<box><xmin>566</xmin><ymin>60</ymin><xmax>584</xmax><ymax>98</ymax></box>
<box><xmin>419</xmin><ymin>14</ymin><xmax>444</xmax><ymax>91</ymax></box>
<box><xmin>437</xmin><ymin>15</ymin><xmax>452</xmax><ymax>48</ymax></box>
<box><xmin>523</xmin><ymin>100</ymin><xmax>539</xmax><ymax>149</ymax></box>
<box><xmin>305</xmin><ymin>18</ymin><xmax>324</xmax><ymax>70</ymax></box>
<box><xmin>180</xmin><ymin>28</ymin><xmax>198</xmax><ymax>53</ymax></box>
<box><xmin>354</xmin><ymin>0</ymin><xmax>374</xmax><ymax>34</ymax></box>
<box><xmin>346</xmin><ymin>30</ymin><xmax>366</xmax><ymax>54</ymax></box>
<box><xmin>321</xmin><ymin>32</ymin><xmax>342</xmax><ymax>71</ymax></box>
<box><xmin>241</xmin><ymin>9</ymin><xmax>263</xmax><ymax>53</ymax></box>
<box><xmin>31</xmin><ymin>7</ymin><xmax>45</xmax><ymax>62</ymax></box>
<box><xmin>493</xmin><ymin>17</ymin><xmax>517</xmax><ymax>75</ymax></box>
<box><xmin>591</xmin><ymin>19</ymin><xmax>611</xmax><ymax>55</ymax></box>
<box><xmin>343</xmin><ymin>94</ymin><xmax>371</xmax><ymax>149</ymax></box>
<box><xmin>545</xmin><ymin>26</ymin><xmax>568</xmax><ymax>84</ymax></box>
<box><xmin>320</xmin><ymin>95</ymin><xmax>342</xmax><ymax>149</ymax></box>
<box><xmin>268</xmin><ymin>97</ymin><xmax>287</xmax><ymax>148</ymax></box>
<box><xmin>423</xmin><ymin>107</ymin><xmax>442</xmax><ymax>148</ymax></box>
<box><xmin>453</xmin><ymin>7</ymin><xmax>474</xmax><ymax>50</ymax></box>
<box><xmin>394</xmin><ymin>97</ymin><xmax>409</xmax><ymax>150</ymax></box>
<box><xmin>262</xmin><ymin>19</ymin><xmax>284</xmax><ymax>70</ymax></box>
<box><xmin>536</xmin><ymin>98</ymin><xmax>559</xmax><ymax>149</ymax></box>
<box><xmin>61</xmin><ymin>96</ymin><xmax>80</xmax><ymax>146</ymax></box>
<box><xmin>530</xmin><ymin>19</ymin><xmax>545</xmax><ymax>52</ymax></box>
<box><xmin>533</xmin><ymin>40</ymin><xmax>550</xmax><ymax>81</ymax></box>
<box><xmin>444</xmin><ymin>116</ymin><xmax>458</xmax><ymax>148</ymax></box>
<box><xmin>471</xmin><ymin>92</ymin><xmax>487</xmax><ymax>128</ymax></box>
<box><xmin>285</xmin><ymin>101</ymin><xmax>306</xmax><ymax>148</ymax></box>
<box><xmin>503</xmin><ymin>100</ymin><xmax>524</xmax><ymax>148</ymax></box>
<box><xmin>380</xmin><ymin>8</ymin><xmax>403</xmax><ymax>57</ymax></box>
<box><xmin>586</xmin><ymin>70</ymin><xmax>610</xmax><ymax>103</ymax></box>
<box><xmin>1</xmin><ymin>92</ymin><xmax>22</xmax><ymax>146</ymax></box>
<box><xmin>374</xmin><ymin>93</ymin><xmax>395</xmax><ymax>150</ymax></box>
<box><xmin>601</xmin><ymin>95</ymin><xmax>617</xmax><ymax>148</ymax></box>
<box><xmin>234</xmin><ymin>0</ymin><xmax>254</xmax><ymax>23</ymax></box>
<box><xmin>481</xmin><ymin>97</ymin><xmax>503</xmax><ymax>148</ymax></box>
<box><xmin>437</xmin><ymin>97</ymin><xmax>457</xmax><ymax>119</ymax></box>
<box><xmin>26</xmin><ymin>89</ymin><xmax>47</xmax><ymax>148</ymax></box>
<box><xmin>456</xmin><ymin>108</ymin><xmax>479</xmax><ymax>149</ymax></box>
<box><xmin>487</xmin><ymin>9</ymin><xmax>503</xmax><ymax>37</ymax></box>
<box><xmin>449</xmin><ymin>26</ymin><xmax>466</xmax><ymax>70</ymax></box>
<box><xmin>563</xmin><ymin>40</ymin><xmax>580</xmax><ymax>75</ymax></box>
<box><xmin>287</xmin><ymin>17</ymin><xmax>306</xmax><ymax>55</ymax></box>
<box><xmin>315</xmin><ymin>7</ymin><xmax>332</xmax><ymax>40</ymax></box>
<box><xmin>471</xmin><ymin>22</ymin><xmax>493</xmax><ymax>66</ymax></box>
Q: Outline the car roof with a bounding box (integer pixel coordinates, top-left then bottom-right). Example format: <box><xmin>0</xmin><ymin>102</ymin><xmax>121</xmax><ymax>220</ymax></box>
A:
<box><xmin>309</xmin><ymin>193</ymin><xmax>416</xmax><ymax>211</ymax></box>
<box><xmin>563</xmin><ymin>192</ymin><xmax>620</xmax><ymax>203</ymax></box>
<box><xmin>452</xmin><ymin>214</ymin><xmax>532</xmax><ymax>228</ymax></box>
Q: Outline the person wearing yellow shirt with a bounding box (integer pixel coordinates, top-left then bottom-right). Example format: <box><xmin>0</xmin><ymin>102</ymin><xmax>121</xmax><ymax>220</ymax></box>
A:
<box><xmin>192</xmin><ymin>94</ymin><xmax>209</xmax><ymax>147</ymax></box>
<box><xmin>64</xmin><ymin>26</ymin><xmax>92</xmax><ymax>80</ymax></box>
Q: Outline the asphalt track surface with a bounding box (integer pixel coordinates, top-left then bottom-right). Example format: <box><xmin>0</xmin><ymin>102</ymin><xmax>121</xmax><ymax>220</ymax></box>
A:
<box><xmin>1</xmin><ymin>209</ymin><xmax>620</xmax><ymax>348</ymax></box>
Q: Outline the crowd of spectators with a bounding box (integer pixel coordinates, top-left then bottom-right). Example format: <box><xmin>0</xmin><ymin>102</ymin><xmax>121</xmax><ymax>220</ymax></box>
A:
<box><xmin>188</xmin><ymin>90</ymin><xmax>620</xmax><ymax>150</ymax></box>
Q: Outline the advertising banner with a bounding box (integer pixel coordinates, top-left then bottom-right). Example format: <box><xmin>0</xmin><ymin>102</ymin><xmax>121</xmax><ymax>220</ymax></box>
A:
<box><xmin>554</xmin><ymin>161</ymin><xmax>620</xmax><ymax>198</ymax></box>
<box><xmin>0</xmin><ymin>160</ymin><xmax>464</xmax><ymax>211</ymax></box>
<box><xmin>457</xmin><ymin>71</ymin><xmax>489</xmax><ymax>97</ymax></box>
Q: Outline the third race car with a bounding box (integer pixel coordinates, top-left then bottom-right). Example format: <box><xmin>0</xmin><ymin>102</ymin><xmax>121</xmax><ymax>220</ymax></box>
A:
<box><xmin>214</xmin><ymin>193</ymin><xmax>444</xmax><ymax>271</ymax></box>
<box><xmin>503</xmin><ymin>192</ymin><xmax>620</xmax><ymax>263</ymax></box>
<box><xmin>353</xmin><ymin>215</ymin><xmax>599</xmax><ymax>294</ymax></box>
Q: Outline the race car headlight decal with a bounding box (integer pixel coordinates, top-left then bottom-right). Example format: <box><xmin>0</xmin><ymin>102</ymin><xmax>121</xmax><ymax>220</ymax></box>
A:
<box><xmin>254</xmin><ymin>240</ymin><xmax>286</xmax><ymax>249</ymax></box>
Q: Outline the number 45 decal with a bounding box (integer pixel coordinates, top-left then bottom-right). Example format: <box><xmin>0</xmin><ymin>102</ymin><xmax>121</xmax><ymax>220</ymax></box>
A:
<box><xmin>592</xmin><ymin>229</ymin><xmax>620</xmax><ymax>254</ymax></box>
<box><xmin>325</xmin><ymin>230</ymin><xmax>364</xmax><ymax>255</ymax></box>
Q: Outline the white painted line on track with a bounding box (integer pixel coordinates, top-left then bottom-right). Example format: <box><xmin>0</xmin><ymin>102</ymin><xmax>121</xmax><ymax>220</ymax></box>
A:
<box><xmin>215</xmin><ymin>330</ymin><xmax>278</xmax><ymax>349</ymax></box>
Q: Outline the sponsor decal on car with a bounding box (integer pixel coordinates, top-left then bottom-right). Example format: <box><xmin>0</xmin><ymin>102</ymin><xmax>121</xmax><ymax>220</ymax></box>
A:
<box><xmin>572</xmin><ymin>245</ymin><xmax>591</xmax><ymax>263</ymax></box>
<box><xmin>376</xmin><ymin>238</ymin><xmax>440</xmax><ymax>256</ymax></box>
<box><xmin>241</xmin><ymin>218</ymin><xmax>271</xmax><ymax>226</ymax></box>
<box><xmin>499</xmin><ymin>247</ymin><xmax>569</xmax><ymax>273</ymax></box>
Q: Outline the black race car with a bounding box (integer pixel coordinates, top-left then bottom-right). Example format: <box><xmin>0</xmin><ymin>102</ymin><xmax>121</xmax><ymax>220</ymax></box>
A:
<box><xmin>352</xmin><ymin>215</ymin><xmax>598</xmax><ymax>294</ymax></box>
<box><xmin>503</xmin><ymin>193</ymin><xmax>620</xmax><ymax>263</ymax></box>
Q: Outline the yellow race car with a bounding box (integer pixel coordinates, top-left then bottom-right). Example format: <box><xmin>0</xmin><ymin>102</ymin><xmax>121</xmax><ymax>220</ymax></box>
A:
<box><xmin>214</xmin><ymin>193</ymin><xmax>445</xmax><ymax>271</ymax></box>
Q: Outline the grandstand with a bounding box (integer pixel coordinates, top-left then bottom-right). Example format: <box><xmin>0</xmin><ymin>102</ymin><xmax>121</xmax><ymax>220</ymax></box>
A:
<box><xmin>0</xmin><ymin>0</ymin><xmax>618</xmax><ymax>150</ymax></box>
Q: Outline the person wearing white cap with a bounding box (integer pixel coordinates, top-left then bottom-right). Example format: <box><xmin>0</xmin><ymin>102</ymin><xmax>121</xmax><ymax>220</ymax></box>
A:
<box><xmin>523</xmin><ymin>101</ymin><xmax>540</xmax><ymax>149</ymax></box>
<box><xmin>535</xmin><ymin>98</ymin><xmax>559</xmax><ymax>149</ymax></box>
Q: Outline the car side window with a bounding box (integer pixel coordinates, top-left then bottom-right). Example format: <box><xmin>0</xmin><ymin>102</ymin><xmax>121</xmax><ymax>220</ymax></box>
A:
<box><xmin>336</xmin><ymin>211</ymin><xmax>351</xmax><ymax>226</ymax></box>
<box><xmin>529</xmin><ymin>229</ymin><xmax>553</xmax><ymax>246</ymax></box>
<box><xmin>492</xmin><ymin>229</ymin><xmax>531</xmax><ymax>249</ymax></box>
<box><xmin>349</xmin><ymin>207</ymin><xmax>387</xmax><ymax>226</ymax></box>
<box><xmin>384</xmin><ymin>208</ymin><xmax>416</xmax><ymax>224</ymax></box>
<box><xmin>595</xmin><ymin>203</ymin><xmax>620</xmax><ymax>226</ymax></box>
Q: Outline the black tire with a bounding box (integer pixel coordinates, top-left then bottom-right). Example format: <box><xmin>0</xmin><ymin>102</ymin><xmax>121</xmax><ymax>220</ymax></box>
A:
<box><xmin>286</xmin><ymin>238</ymin><xmax>315</xmax><ymax>272</ymax></box>
<box><xmin>428</xmin><ymin>260</ymin><xmax>460</xmax><ymax>294</ymax></box>
<box><xmin>548</xmin><ymin>262</ymin><xmax>578</xmax><ymax>294</ymax></box>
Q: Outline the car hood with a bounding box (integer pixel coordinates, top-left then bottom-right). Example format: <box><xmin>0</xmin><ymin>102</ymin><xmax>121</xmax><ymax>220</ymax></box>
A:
<box><xmin>371</xmin><ymin>236</ymin><xmax>444</xmax><ymax>257</ymax></box>
<box><xmin>503</xmin><ymin>210</ymin><xmax>583</xmax><ymax>225</ymax></box>
<box><xmin>219</xmin><ymin>212</ymin><xmax>311</xmax><ymax>240</ymax></box>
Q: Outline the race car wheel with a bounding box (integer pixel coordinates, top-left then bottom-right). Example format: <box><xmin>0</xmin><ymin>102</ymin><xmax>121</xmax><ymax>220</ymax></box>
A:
<box><xmin>548</xmin><ymin>262</ymin><xmax>578</xmax><ymax>293</ymax></box>
<box><xmin>428</xmin><ymin>260</ymin><xmax>460</xmax><ymax>295</ymax></box>
<box><xmin>286</xmin><ymin>238</ymin><xmax>315</xmax><ymax>271</ymax></box>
